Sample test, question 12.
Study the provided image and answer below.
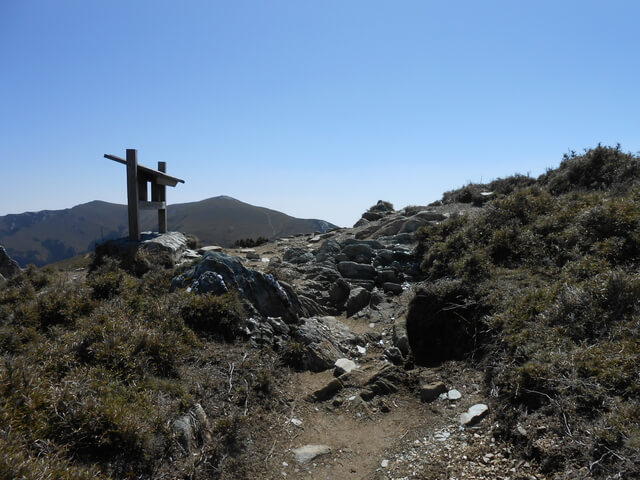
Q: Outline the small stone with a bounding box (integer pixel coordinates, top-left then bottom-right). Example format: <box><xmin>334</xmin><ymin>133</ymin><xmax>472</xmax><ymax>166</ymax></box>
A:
<box><xmin>292</xmin><ymin>444</ymin><xmax>331</xmax><ymax>465</ymax></box>
<box><xmin>460</xmin><ymin>403</ymin><xmax>489</xmax><ymax>426</ymax></box>
<box><xmin>381</xmin><ymin>459</ymin><xmax>389</xmax><ymax>468</ymax></box>
<box><xmin>434</xmin><ymin>431</ymin><xmax>451</xmax><ymax>442</ymax></box>
<box><xmin>312</xmin><ymin>378</ymin><xmax>343</xmax><ymax>402</ymax></box>
<box><xmin>447</xmin><ymin>389</ymin><xmax>462</xmax><ymax>400</ymax></box>
<box><xmin>420</xmin><ymin>381</ymin><xmax>447</xmax><ymax>402</ymax></box>
<box><xmin>290</xmin><ymin>418</ymin><xmax>303</xmax><ymax>427</ymax></box>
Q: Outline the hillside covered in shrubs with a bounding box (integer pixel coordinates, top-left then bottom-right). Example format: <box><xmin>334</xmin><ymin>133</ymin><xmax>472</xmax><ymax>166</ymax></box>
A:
<box><xmin>1</xmin><ymin>145</ymin><xmax>639</xmax><ymax>479</ymax></box>
<box><xmin>0</xmin><ymin>259</ymin><xmax>285</xmax><ymax>479</ymax></box>
<box><xmin>409</xmin><ymin>145</ymin><xmax>640</xmax><ymax>478</ymax></box>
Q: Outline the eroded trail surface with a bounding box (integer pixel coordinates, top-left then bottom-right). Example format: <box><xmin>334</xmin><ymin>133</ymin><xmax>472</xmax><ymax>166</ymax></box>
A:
<box><xmin>258</xmin><ymin>325</ymin><xmax>544</xmax><ymax>480</ymax></box>
<box><xmin>189</xmin><ymin>202</ymin><xmax>548</xmax><ymax>479</ymax></box>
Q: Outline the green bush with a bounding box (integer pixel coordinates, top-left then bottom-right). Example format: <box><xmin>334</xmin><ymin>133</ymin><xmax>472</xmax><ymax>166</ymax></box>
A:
<box><xmin>179</xmin><ymin>291</ymin><xmax>245</xmax><ymax>341</ymax></box>
<box><xmin>233</xmin><ymin>237</ymin><xmax>269</xmax><ymax>248</ymax></box>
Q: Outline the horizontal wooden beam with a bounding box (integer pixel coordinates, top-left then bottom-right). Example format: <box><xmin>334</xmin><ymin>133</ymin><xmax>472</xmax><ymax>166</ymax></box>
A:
<box><xmin>104</xmin><ymin>154</ymin><xmax>185</xmax><ymax>186</ymax></box>
<box><xmin>104</xmin><ymin>153</ymin><xmax>127</xmax><ymax>165</ymax></box>
<box><xmin>139</xmin><ymin>200</ymin><xmax>167</xmax><ymax>210</ymax></box>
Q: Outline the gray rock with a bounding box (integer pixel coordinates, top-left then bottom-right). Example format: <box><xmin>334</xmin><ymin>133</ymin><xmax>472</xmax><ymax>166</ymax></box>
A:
<box><xmin>172</xmin><ymin>403</ymin><xmax>210</xmax><ymax>454</ymax></box>
<box><xmin>314</xmin><ymin>239</ymin><xmax>341</xmax><ymax>262</ymax></box>
<box><xmin>246</xmin><ymin>251</ymin><xmax>260</xmax><ymax>260</ymax></box>
<box><xmin>244</xmin><ymin>316</ymin><xmax>291</xmax><ymax>347</ymax></box>
<box><xmin>295</xmin><ymin>316</ymin><xmax>360</xmax><ymax>371</ymax></box>
<box><xmin>334</xmin><ymin>253</ymin><xmax>349</xmax><ymax>263</ymax></box>
<box><xmin>374</xmin><ymin>249</ymin><xmax>394</xmax><ymax>267</ymax></box>
<box><xmin>376</xmin><ymin>268</ymin><xmax>399</xmax><ymax>284</ymax></box>
<box><xmin>292</xmin><ymin>252</ymin><xmax>314</xmax><ymax>264</ymax></box>
<box><xmin>311</xmin><ymin>378</ymin><xmax>343</xmax><ymax>401</ymax></box>
<box><xmin>338</xmin><ymin>261</ymin><xmax>376</xmax><ymax>280</ymax></box>
<box><xmin>346</xmin><ymin>287</ymin><xmax>370</xmax><ymax>317</ymax></box>
<box><xmin>369</xmin><ymin>291</ymin><xmax>385</xmax><ymax>308</ymax></box>
<box><xmin>352</xmin><ymin>217</ymin><xmax>370</xmax><ymax>228</ymax></box>
<box><xmin>328</xmin><ymin>278</ymin><xmax>350</xmax><ymax>307</ymax></box>
<box><xmin>342</xmin><ymin>243</ymin><xmax>374</xmax><ymax>263</ymax></box>
<box><xmin>382</xmin><ymin>282</ymin><xmax>403</xmax><ymax>295</ymax></box>
<box><xmin>96</xmin><ymin>231</ymin><xmax>192</xmax><ymax>270</ymax></box>
<box><xmin>348</xmin><ymin>279</ymin><xmax>376</xmax><ymax>291</ymax></box>
<box><xmin>292</xmin><ymin>444</ymin><xmax>331</xmax><ymax>465</ymax></box>
<box><xmin>0</xmin><ymin>246</ymin><xmax>20</xmax><ymax>279</ymax></box>
<box><xmin>420</xmin><ymin>381</ymin><xmax>447</xmax><ymax>402</ymax></box>
<box><xmin>284</xmin><ymin>247</ymin><xmax>313</xmax><ymax>264</ymax></box>
<box><xmin>460</xmin><ymin>403</ymin><xmax>489</xmax><ymax>425</ymax></box>
<box><xmin>413</xmin><ymin>210</ymin><xmax>446</xmax><ymax>221</ymax></box>
<box><xmin>392</xmin><ymin>319</ymin><xmax>410</xmax><ymax>356</ymax></box>
<box><xmin>371</xmin><ymin>218</ymin><xmax>406</xmax><ymax>237</ymax></box>
<box><xmin>384</xmin><ymin>346</ymin><xmax>404</xmax><ymax>365</ymax></box>
<box><xmin>192</xmin><ymin>271</ymin><xmax>228</xmax><ymax>295</ymax></box>
<box><xmin>399</xmin><ymin>217</ymin><xmax>427</xmax><ymax>234</ymax></box>
<box><xmin>341</xmin><ymin>238</ymin><xmax>385</xmax><ymax>250</ymax></box>
<box><xmin>172</xmin><ymin>251</ymin><xmax>303</xmax><ymax>323</ymax></box>
<box><xmin>361</xmin><ymin>211</ymin><xmax>385</xmax><ymax>221</ymax></box>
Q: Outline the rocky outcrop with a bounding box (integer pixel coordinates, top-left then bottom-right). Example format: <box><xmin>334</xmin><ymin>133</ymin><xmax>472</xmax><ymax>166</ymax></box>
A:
<box><xmin>94</xmin><ymin>231</ymin><xmax>200</xmax><ymax>274</ymax></box>
<box><xmin>294</xmin><ymin>316</ymin><xmax>362</xmax><ymax>371</ymax></box>
<box><xmin>172</xmin><ymin>251</ymin><xmax>313</xmax><ymax>323</ymax></box>
<box><xmin>0</xmin><ymin>246</ymin><xmax>21</xmax><ymax>279</ymax></box>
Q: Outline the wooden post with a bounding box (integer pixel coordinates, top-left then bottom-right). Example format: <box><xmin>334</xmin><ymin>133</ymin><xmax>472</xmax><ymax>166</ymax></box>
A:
<box><xmin>157</xmin><ymin>161</ymin><xmax>167</xmax><ymax>233</ymax></box>
<box><xmin>126</xmin><ymin>149</ymin><xmax>140</xmax><ymax>241</ymax></box>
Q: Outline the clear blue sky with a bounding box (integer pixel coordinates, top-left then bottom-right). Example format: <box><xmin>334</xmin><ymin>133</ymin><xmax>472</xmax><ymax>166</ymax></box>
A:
<box><xmin>1</xmin><ymin>1</ymin><xmax>639</xmax><ymax>227</ymax></box>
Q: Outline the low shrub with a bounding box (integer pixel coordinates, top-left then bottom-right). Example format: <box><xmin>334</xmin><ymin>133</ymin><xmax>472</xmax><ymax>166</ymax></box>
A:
<box><xmin>233</xmin><ymin>237</ymin><xmax>268</xmax><ymax>248</ymax></box>
<box><xmin>179</xmin><ymin>291</ymin><xmax>245</xmax><ymax>341</ymax></box>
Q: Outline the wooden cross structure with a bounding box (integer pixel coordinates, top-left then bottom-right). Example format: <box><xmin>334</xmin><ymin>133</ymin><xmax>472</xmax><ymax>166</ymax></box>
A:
<box><xmin>104</xmin><ymin>149</ymin><xmax>185</xmax><ymax>242</ymax></box>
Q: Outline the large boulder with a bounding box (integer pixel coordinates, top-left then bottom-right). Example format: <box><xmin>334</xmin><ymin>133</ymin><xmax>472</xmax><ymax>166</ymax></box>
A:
<box><xmin>0</xmin><ymin>246</ymin><xmax>21</xmax><ymax>279</ymax></box>
<box><xmin>172</xmin><ymin>251</ymin><xmax>305</xmax><ymax>323</ymax></box>
<box><xmin>314</xmin><ymin>239</ymin><xmax>341</xmax><ymax>263</ymax></box>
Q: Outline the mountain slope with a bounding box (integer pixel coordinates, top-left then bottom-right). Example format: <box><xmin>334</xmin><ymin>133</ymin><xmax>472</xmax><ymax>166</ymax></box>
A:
<box><xmin>0</xmin><ymin>196</ymin><xmax>336</xmax><ymax>266</ymax></box>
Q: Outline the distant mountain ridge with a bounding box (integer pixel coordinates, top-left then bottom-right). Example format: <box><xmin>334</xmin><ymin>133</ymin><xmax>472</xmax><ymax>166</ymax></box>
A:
<box><xmin>0</xmin><ymin>196</ymin><xmax>336</xmax><ymax>267</ymax></box>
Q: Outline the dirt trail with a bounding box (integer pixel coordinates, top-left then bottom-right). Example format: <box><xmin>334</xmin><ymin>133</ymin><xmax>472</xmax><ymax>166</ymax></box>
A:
<box><xmin>227</xmin><ymin>230</ymin><xmax>548</xmax><ymax>479</ymax></box>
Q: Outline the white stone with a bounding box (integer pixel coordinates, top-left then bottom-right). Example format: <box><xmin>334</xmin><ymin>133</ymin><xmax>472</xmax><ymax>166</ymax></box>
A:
<box><xmin>381</xmin><ymin>459</ymin><xmax>389</xmax><ymax>468</ymax></box>
<box><xmin>334</xmin><ymin>358</ymin><xmax>357</xmax><ymax>374</ymax></box>
<box><xmin>292</xmin><ymin>444</ymin><xmax>331</xmax><ymax>465</ymax></box>
<box><xmin>460</xmin><ymin>403</ymin><xmax>489</xmax><ymax>426</ymax></box>
<box><xmin>290</xmin><ymin>418</ymin><xmax>303</xmax><ymax>427</ymax></box>
<box><xmin>447</xmin><ymin>389</ymin><xmax>462</xmax><ymax>400</ymax></box>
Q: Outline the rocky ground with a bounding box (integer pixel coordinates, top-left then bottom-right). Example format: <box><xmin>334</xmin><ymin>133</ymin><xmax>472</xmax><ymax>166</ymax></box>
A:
<box><xmin>166</xmin><ymin>200</ymin><xmax>550</xmax><ymax>480</ymax></box>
